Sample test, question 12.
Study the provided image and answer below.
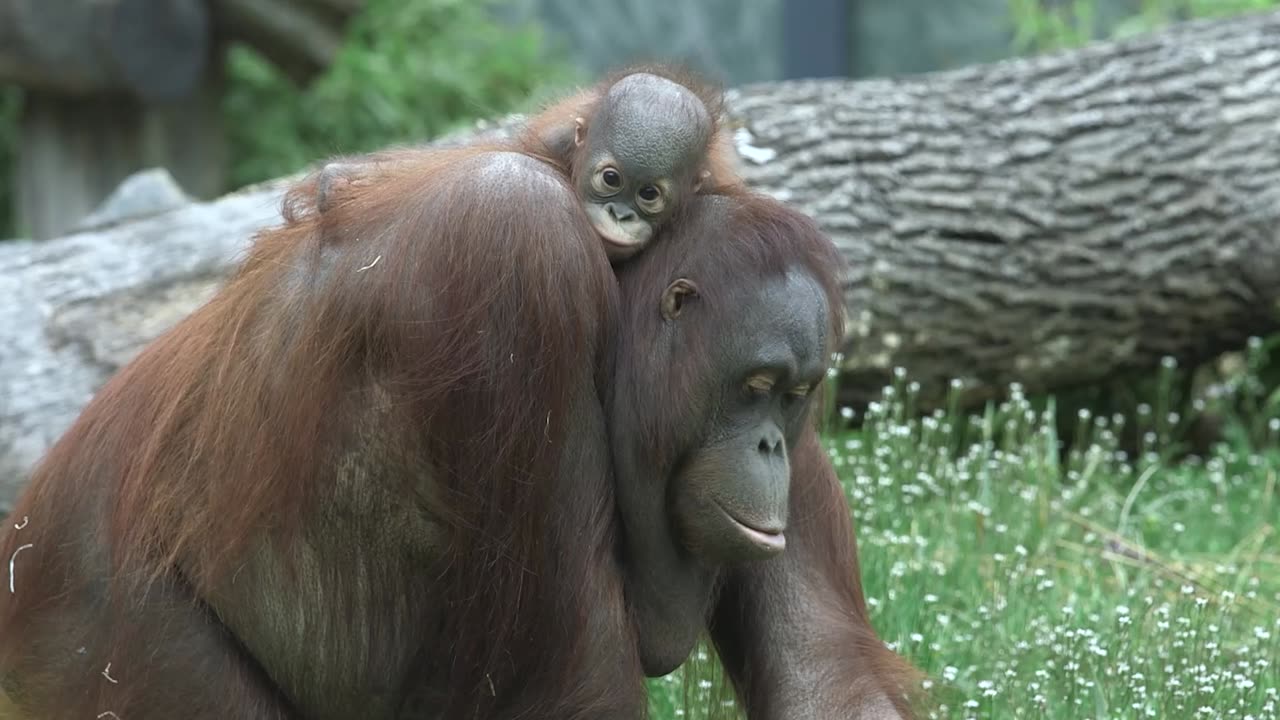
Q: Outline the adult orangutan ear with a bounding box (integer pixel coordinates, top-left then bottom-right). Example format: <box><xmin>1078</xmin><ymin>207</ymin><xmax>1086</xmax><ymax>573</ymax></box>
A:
<box><xmin>574</xmin><ymin>117</ymin><xmax>586</xmax><ymax>147</ymax></box>
<box><xmin>661</xmin><ymin>279</ymin><xmax>699</xmax><ymax>321</ymax></box>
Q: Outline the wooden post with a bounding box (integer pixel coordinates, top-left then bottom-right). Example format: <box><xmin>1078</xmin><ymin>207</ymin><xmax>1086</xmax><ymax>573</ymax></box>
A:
<box><xmin>14</xmin><ymin>65</ymin><xmax>226</xmax><ymax>240</ymax></box>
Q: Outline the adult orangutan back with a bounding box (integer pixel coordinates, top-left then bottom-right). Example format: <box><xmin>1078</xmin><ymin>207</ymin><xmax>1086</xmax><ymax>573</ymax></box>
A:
<box><xmin>0</xmin><ymin>146</ymin><xmax>644</xmax><ymax>719</ymax></box>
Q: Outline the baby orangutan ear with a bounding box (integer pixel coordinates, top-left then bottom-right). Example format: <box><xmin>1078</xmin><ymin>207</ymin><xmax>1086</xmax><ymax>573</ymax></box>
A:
<box><xmin>660</xmin><ymin>278</ymin><xmax>700</xmax><ymax>321</ymax></box>
<box><xmin>694</xmin><ymin>169</ymin><xmax>712</xmax><ymax>193</ymax></box>
<box><xmin>574</xmin><ymin>117</ymin><xmax>587</xmax><ymax>147</ymax></box>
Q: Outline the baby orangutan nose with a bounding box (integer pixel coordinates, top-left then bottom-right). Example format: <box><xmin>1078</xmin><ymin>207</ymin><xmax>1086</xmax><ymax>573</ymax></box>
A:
<box><xmin>607</xmin><ymin>202</ymin><xmax>636</xmax><ymax>221</ymax></box>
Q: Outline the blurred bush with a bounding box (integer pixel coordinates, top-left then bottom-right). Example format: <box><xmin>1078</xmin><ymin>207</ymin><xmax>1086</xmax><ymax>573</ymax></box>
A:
<box><xmin>222</xmin><ymin>0</ymin><xmax>577</xmax><ymax>189</ymax></box>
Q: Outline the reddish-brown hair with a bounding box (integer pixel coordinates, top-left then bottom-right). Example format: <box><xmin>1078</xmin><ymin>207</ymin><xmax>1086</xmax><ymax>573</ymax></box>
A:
<box><xmin>0</xmin><ymin>143</ymin><xmax>643</xmax><ymax>718</ymax></box>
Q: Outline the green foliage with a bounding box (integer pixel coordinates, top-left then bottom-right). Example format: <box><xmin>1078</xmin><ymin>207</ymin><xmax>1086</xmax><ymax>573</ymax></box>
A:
<box><xmin>1112</xmin><ymin>0</ymin><xmax>1280</xmax><ymax>40</ymax></box>
<box><xmin>1009</xmin><ymin>0</ymin><xmax>1100</xmax><ymax>52</ymax></box>
<box><xmin>648</xmin><ymin>368</ymin><xmax>1280</xmax><ymax>718</ymax></box>
<box><xmin>221</xmin><ymin>0</ymin><xmax>578</xmax><ymax>189</ymax></box>
<box><xmin>1010</xmin><ymin>0</ymin><xmax>1280</xmax><ymax>53</ymax></box>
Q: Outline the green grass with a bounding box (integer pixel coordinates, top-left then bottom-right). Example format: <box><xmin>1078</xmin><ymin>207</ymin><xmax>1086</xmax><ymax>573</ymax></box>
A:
<box><xmin>647</xmin><ymin>362</ymin><xmax>1280</xmax><ymax>719</ymax></box>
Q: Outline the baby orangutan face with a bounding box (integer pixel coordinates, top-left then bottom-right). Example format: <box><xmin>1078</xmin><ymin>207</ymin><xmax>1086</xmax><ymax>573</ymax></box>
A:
<box><xmin>573</xmin><ymin>73</ymin><xmax>714</xmax><ymax>261</ymax></box>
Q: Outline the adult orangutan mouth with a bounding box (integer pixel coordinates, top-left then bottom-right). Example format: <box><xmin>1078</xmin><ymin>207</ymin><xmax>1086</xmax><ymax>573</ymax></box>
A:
<box><xmin>716</xmin><ymin>503</ymin><xmax>787</xmax><ymax>554</ymax></box>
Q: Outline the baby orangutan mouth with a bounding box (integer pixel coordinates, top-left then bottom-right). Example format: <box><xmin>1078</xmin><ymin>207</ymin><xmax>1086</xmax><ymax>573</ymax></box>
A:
<box><xmin>585</xmin><ymin>201</ymin><xmax>654</xmax><ymax>259</ymax></box>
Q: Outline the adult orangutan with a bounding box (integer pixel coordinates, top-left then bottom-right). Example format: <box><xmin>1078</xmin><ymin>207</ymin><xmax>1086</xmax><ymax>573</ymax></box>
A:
<box><xmin>607</xmin><ymin>191</ymin><xmax>919</xmax><ymax>717</ymax></box>
<box><xmin>0</xmin><ymin>148</ymin><xmax>916</xmax><ymax>718</ymax></box>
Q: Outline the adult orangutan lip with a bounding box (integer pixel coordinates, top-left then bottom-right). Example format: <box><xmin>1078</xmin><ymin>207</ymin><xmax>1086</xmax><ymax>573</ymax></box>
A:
<box><xmin>716</xmin><ymin>504</ymin><xmax>786</xmax><ymax>554</ymax></box>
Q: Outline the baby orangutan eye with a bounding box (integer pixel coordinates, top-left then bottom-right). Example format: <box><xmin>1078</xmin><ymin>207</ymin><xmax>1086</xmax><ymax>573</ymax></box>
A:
<box><xmin>636</xmin><ymin>185</ymin><xmax>665</xmax><ymax>214</ymax></box>
<box><xmin>593</xmin><ymin>166</ymin><xmax>623</xmax><ymax>195</ymax></box>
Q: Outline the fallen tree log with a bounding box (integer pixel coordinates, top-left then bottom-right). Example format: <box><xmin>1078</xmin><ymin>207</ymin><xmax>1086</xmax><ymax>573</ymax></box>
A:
<box><xmin>728</xmin><ymin>11</ymin><xmax>1280</xmax><ymax>412</ymax></box>
<box><xmin>2</xmin><ymin>10</ymin><xmax>1280</xmax><ymax>511</ymax></box>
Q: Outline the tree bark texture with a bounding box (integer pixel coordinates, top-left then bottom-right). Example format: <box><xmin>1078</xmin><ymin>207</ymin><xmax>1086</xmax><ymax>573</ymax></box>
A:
<box><xmin>2</xmin><ymin>11</ymin><xmax>1280</xmax><ymax>512</ymax></box>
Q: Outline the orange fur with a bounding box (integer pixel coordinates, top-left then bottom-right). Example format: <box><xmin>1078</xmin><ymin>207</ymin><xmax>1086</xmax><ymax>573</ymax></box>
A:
<box><xmin>0</xmin><ymin>143</ymin><xmax>645</xmax><ymax>719</ymax></box>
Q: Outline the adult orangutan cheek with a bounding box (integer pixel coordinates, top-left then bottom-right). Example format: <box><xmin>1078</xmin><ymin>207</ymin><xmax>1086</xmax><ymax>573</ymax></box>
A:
<box><xmin>673</xmin><ymin>437</ymin><xmax>791</xmax><ymax>565</ymax></box>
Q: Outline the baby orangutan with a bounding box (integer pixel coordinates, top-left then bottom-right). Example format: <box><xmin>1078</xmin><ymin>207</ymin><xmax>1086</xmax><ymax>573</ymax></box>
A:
<box><xmin>314</xmin><ymin>66</ymin><xmax>741</xmax><ymax>262</ymax></box>
<box><xmin>522</xmin><ymin>66</ymin><xmax>741</xmax><ymax>260</ymax></box>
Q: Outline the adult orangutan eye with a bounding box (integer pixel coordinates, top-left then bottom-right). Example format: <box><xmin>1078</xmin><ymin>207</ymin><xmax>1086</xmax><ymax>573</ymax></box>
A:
<box><xmin>745</xmin><ymin>374</ymin><xmax>775</xmax><ymax>395</ymax></box>
<box><xmin>593</xmin><ymin>166</ymin><xmax>623</xmax><ymax>195</ymax></box>
<box><xmin>636</xmin><ymin>185</ymin><xmax>664</xmax><ymax>214</ymax></box>
<box><xmin>785</xmin><ymin>384</ymin><xmax>812</xmax><ymax>403</ymax></box>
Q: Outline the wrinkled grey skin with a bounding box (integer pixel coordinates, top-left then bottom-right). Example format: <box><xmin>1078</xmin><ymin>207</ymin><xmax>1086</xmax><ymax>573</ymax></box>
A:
<box><xmin>574</xmin><ymin>73</ymin><xmax>714</xmax><ymax>261</ymax></box>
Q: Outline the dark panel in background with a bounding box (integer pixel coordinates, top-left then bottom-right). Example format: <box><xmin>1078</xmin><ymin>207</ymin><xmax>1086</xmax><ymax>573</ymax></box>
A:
<box><xmin>504</xmin><ymin>0</ymin><xmax>785</xmax><ymax>86</ymax></box>
<box><xmin>502</xmin><ymin>0</ymin><xmax>1149</xmax><ymax>85</ymax></box>
<box><xmin>782</xmin><ymin>0</ymin><xmax>851</xmax><ymax>80</ymax></box>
